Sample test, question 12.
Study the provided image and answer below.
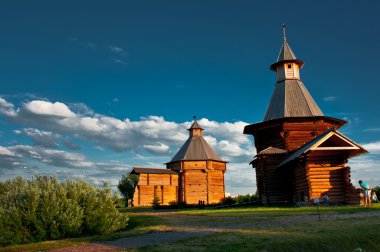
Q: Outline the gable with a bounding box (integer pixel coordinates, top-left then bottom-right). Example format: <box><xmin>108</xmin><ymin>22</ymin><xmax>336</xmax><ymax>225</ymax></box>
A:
<box><xmin>310</xmin><ymin>132</ymin><xmax>361</xmax><ymax>151</ymax></box>
<box><xmin>277</xmin><ymin>129</ymin><xmax>367</xmax><ymax>168</ymax></box>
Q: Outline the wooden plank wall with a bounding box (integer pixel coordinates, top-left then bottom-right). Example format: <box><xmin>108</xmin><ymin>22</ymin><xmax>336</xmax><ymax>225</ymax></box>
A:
<box><xmin>253</xmin><ymin>120</ymin><xmax>340</xmax><ymax>153</ymax></box>
<box><xmin>305</xmin><ymin>156</ymin><xmax>347</xmax><ymax>204</ymax></box>
<box><xmin>293</xmin><ymin>159</ymin><xmax>309</xmax><ymax>202</ymax></box>
<box><xmin>184</xmin><ymin>170</ymin><xmax>207</xmax><ymax>204</ymax></box>
<box><xmin>257</xmin><ymin>155</ymin><xmax>292</xmax><ymax>204</ymax></box>
<box><xmin>343</xmin><ymin>166</ymin><xmax>362</xmax><ymax>205</ymax></box>
<box><xmin>133</xmin><ymin>173</ymin><xmax>179</xmax><ymax>206</ymax></box>
<box><xmin>209</xmin><ymin>170</ymin><xmax>225</xmax><ymax>204</ymax></box>
<box><xmin>283</xmin><ymin>121</ymin><xmax>338</xmax><ymax>151</ymax></box>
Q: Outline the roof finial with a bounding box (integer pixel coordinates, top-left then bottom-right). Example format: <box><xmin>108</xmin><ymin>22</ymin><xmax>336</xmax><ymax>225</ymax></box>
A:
<box><xmin>282</xmin><ymin>23</ymin><xmax>286</xmax><ymax>42</ymax></box>
<box><xmin>193</xmin><ymin>115</ymin><xmax>197</xmax><ymax>121</ymax></box>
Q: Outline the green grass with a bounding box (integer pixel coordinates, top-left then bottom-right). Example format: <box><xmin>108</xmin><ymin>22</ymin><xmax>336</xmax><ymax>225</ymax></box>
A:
<box><xmin>174</xmin><ymin>203</ymin><xmax>380</xmax><ymax>217</ymax></box>
<box><xmin>2</xmin><ymin>204</ymin><xmax>379</xmax><ymax>252</ymax></box>
<box><xmin>141</xmin><ymin>208</ymin><xmax>380</xmax><ymax>251</ymax></box>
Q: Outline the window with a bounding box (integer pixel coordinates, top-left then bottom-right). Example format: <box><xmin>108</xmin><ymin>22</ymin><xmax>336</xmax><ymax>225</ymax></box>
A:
<box><xmin>287</xmin><ymin>64</ymin><xmax>292</xmax><ymax>69</ymax></box>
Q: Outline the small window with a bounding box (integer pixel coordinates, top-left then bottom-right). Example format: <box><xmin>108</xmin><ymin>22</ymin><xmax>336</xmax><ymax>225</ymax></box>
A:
<box><xmin>287</xmin><ymin>64</ymin><xmax>292</xmax><ymax>69</ymax></box>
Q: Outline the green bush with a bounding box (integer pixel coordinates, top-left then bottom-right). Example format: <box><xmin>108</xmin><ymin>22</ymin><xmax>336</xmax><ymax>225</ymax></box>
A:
<box><xmin>151</xmin><ymin>196</ymin><xmax>161</xmax><ymax>209</ymax></box>
<box><xmin>0</xmin><ymin>176</ymin><xmax>128</xmax><ymax>247</ymax></box>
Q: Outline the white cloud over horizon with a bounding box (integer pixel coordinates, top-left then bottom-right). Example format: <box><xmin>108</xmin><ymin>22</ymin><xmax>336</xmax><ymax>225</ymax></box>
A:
<box><xmin>0</xmin><ymin>97</ymin><xmax>379</xmax><ymax>195</ymax></box>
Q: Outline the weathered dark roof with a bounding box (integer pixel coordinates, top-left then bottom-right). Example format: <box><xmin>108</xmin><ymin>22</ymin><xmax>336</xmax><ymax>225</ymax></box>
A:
<box><xmin>244</xmin><ymin>116</ymin><xmax>347</xmax><ymax>135</ymax></box>
<box><xmin>168</xmin><ymin>136</ymin><xmax>225</xmax><ymax>163</ymax></box>
<box><xmin>263</xmin><ymin>79</ymin><xmax>324</xmax><ymax>121</ymax></box>
<box><xmin>257</xmin><ymin>147</ymin><xmax>287</xmax><ymax>155</ymax></box>
<box><xmin>277</xmin><ymin>129</ymin><xmax>368</xmax><ymax>168</ymax></box>
<box><xmin>131</xmin><ymin>167</ymin><xmax>178</xmax><ymax>175</ymax></box>
<box><xmin>189</xmin><ymin>120</ymin><xmax>204</xmax><ymax>130</ymax></box>
<box><xmin>270</xmin><ymin>27</ymin><xmax>304</xmax><ymax>70</ymax></box>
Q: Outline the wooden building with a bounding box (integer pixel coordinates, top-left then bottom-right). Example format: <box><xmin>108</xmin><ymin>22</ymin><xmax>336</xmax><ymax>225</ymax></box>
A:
<box><xmin>132</xmin><ymin>119</ymin><xmax>227</xmax><ymax>206</ymax></box>
<box><xmin>243</xmin><ymin>26</ymin><xmax>367</xmax><ymax>205</ymax></box>
<box><xmin>131</xmin><ymin>168</ymin><xmax>178</xmax><ymax>206</ymax></box>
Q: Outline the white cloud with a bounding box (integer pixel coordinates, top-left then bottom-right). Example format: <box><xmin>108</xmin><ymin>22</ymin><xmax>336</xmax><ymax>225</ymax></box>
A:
<box><xmin>323</xmin><ymin>96</ymin><xmax>337</xmax><ymax>102</ymax></box>
<box><xmin>0</xmin><ymin>146</ymin><xmax>17</xmax><ymax>156</ymax></box>
<box><xmin>364</xmin><ymin>128</ymin><xmax>380</xmax><ymax>132</ymax></box>
<box><xmin>0</xmin><ymin>98</ymin><xmax>254</xmax><ymax>162</ymax></box>
<box><xmin>14</xmin><ymin>128</ymin><xmax>61</xmax><ymax>148</ymax></box>
<box><xmin>0</xmin><ymin>97</ymin><xmax>17</xmax><ymax>116</ymax></box>
<box><xmin>143</xmin><ymin>143</ymin><xmax>170</xmax><ymax>155</ymax></box>
<box><xmin>0</xmin><ymin>98</ymin><xmax>259</xmax><ymax>193</ymax></box>
<box><xmin>12</xmin><ymin>145</ymin><xmax>93</xmax><ymax>169</ymax></box>
<box><xmin>24</xmin><ymin>100</ymin><xmax>76</xmax><ymax>118</ymax></box>
<box><xmin>108</xmin><ymin>45</ymin><xmax>127</xmax><ymax>55</ymax></box>
<box><xmin>349</xmin><ymin>156</ymin><xmax>380</xmax><ymax>187</ymax></box>
<box><xmin>112</xmin><ymin>59</ymin><xmax>127</xmax><ymax>65</ymax></box>
<box><xmin>362</xmin><ymin>141</ymin><xmax>380</xmax><ymax>154</ymax></box>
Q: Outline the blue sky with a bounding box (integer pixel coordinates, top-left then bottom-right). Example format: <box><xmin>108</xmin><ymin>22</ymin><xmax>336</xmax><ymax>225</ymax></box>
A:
<box><xmin>0</xmin><ymin>1</ymin><xmax>379</xmax><ymax>195</ymax></box>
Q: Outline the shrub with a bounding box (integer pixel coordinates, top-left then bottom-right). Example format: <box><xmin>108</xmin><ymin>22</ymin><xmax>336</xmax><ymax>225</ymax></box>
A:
<box><xmin>151</xmin><ymin>196</ymin><xmax>161</xmax><ymax>209</ymax></box>
<box><xmin>0</xmin><ymin>177</ymin><xmax>128</xmax><ymax>247</ymax></box>
<box><xmin>221</xmin><ymin>196</ymin><xmax>237</xmax><ymax>205</ymax></box>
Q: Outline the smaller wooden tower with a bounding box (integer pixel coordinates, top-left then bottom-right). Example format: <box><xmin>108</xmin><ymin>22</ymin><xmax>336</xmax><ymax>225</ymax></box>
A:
<box><xmin>131</xmin><ymin>117</ymin><xmax>227</xmax><ymax>206</ymax></box>
<box><xmin>166</xmin><ymin>118</ymin><xmax>227</xmax><ymax>204</ymax></box>
<box><xmin>244</xmin><ymin>25</ymin><xmax>367</xmax><ymax>205</ymax></box>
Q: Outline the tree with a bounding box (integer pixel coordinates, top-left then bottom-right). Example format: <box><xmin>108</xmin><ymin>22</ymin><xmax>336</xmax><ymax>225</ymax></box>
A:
<box><xmin>118</xmin><ymin>174</ymin><xmax>139</xmax><ymax>203</ymax></box>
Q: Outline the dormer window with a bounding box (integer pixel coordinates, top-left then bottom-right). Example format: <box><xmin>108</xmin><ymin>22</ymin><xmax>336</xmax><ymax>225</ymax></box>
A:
<box><xmin>287</xmin><ymin>64</ymin><xmax>292</xmax><ymax>69</ymax></box>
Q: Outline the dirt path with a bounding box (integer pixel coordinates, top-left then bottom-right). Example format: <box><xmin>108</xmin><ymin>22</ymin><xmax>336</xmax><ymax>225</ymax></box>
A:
<box><xmin>48</xmin><ymin>210</ymin><xmax>380</xmax><ymax>251</ymax></box>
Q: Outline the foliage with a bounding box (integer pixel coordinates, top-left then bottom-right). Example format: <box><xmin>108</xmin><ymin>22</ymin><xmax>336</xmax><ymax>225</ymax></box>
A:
<box><xmin>221</xmin><ymin>196</ymin><xmax>237</xmax><ymax>205</ymax></box>
<box><xmin>220</xmin><ymin>194</ymin><xmax>258</xmax><ymax>205</ymax></box>
<box><xmin>372</xmin><ymin>185</ymin><xmax>380</xmax><ymax>196</ymax></box>
<box><xmin>151</xmin><ymin>197</ymin><xmax>161</xmax><ymax>209</ymax></box>
<box><xmin>0</xmin><ymin>176</ymin><xmax>128</xmax><ymax>247</ymax></box>
<box><xmin>118</xmin><ymin>174</ymin><xmax>139</xmax><ymax>201</ymax></box>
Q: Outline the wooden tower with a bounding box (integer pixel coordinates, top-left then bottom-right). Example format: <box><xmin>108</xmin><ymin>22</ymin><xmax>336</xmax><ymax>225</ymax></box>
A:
<box><xmin>244</xmin><ymin>25</ymin><xmax>367</xmax><ymax>205</ymax></box>
<box><xmin>166</xmin><ymin>118</ymin><xmax>227</xmax><ymax>204</ymax></box>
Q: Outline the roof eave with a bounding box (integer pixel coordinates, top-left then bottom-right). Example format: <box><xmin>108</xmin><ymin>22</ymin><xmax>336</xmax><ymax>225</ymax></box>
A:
<box><xmin>165</xmin><ymin>159</ymin><xmax>228</xmax><ymax>165</ymax></box>
<box><xmin>270</xmin><ymin>59</ymin><xmax>304</xmax><ymax>71</ymax></box>
<box><xmin>243</xmin><ymin>116</ymin><xmax>347</xmax><ymax>135</ymax></box>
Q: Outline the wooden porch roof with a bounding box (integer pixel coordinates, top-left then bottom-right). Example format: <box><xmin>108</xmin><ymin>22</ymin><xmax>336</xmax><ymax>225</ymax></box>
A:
<box><xmin>277</xmin><ymin>129</ymin><xmax>368</xmax><ymax>168</ymax></box>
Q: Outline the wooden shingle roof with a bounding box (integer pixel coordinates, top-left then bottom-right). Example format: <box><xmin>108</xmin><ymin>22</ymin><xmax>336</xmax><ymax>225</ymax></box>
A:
<box><xmin>168</xmin><ymin>120</ymin><xmax>226</xmax><ymax>163</ymax></box>
<box><xmin>263</xmin><ymin>79</ymin><xmax>324</xmax><ymax>121</ymax></box>
<box><xmin>169</xmin><ymin>136</ymin><xmax>225</xmax><ymax>163</ymax></box>
<box><xmin>257</xmin><ymin>147</ymin><xmax>287</xmax><ymax>155</ymax></box>
<box><xmin>131</xmin><ymin>167</ymin><xmax>178</xmax><ymax>175</ymax></box>
<box><xmin>270</xmin><ymin>25</ymin><xmax>304</xmax><ymax>70</ymax></box>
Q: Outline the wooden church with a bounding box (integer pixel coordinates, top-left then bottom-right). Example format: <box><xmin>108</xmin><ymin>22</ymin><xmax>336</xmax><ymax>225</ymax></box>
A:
<box><xmin>244</xmin><ymin>26</ymin><xmax>367</xmax><ymax>205</ymax></box>
<box><xmin>132</xmin><ymin>119</ymin><xmax>227</xmax><ymax>206</ymax></box>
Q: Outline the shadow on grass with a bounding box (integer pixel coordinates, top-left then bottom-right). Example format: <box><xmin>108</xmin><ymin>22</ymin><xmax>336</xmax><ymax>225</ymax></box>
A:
<box><xmin>140</xmin><ymin>216</ymin><xmax>380</xmax><ymax>252</ymax></box>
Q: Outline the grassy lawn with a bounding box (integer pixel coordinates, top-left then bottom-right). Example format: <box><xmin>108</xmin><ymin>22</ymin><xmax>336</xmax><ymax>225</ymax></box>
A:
<box><xmin>1</xmin><ymin>204</ymin><xmax>379</xmax><ymax>252</ymax></box>
<box><xmin>141</xmin><ymin>204</ymin><xmax>380</xmax><ymax>252</ymax></box>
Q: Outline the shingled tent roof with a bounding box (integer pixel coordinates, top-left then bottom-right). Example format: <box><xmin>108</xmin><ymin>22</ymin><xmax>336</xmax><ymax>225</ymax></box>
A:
<box><xmin>263</xmin><ymin>79</ymin><xmax>324</xmax><ymax>121</ymax></box>
<box><xmin>189</xmin><ymin>120</ymin><xmax>204</xmax><ymax>130</ymax></box>
<box><xmin>167</xmin><ymin>120</ymin><xmax>226</xmax><ymax>163</ymax></box>
<box><xmin>270</xmin><ymin>25</ymin><xmax>304</xmax><ymax>70</ymax></box>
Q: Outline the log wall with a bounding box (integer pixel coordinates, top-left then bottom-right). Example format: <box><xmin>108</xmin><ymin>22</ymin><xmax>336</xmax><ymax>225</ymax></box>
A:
<box><xmin>179</xmin><ymin>160</ymin><xmax>226</xmax><ymax>205</ymax></box>
<box><xmin>253</xmin><ymin>120</ymin><xmax>340</xmax><ymax>153</ymax></box>
<box><xmin>133</xmin><ymin>173</ymin><xmax>179</xmax><ymax>206</ymax></box>
<box><xmin>256</xmin><ymin>155</ymin><xmax>292</xmax><ymax>204</ymax></box>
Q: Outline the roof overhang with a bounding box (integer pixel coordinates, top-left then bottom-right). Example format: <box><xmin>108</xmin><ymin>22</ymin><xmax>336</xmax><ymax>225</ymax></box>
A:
<box><xmin>276</xmin><ymin>129</ymin><xmax>368</xmax><ymax>169</ymax></box>
<box><xmin>131</xmin><ymin>167</ymin><xmax>178</xmax><ymax>175</ymax></box>
<box><xmin>270</xmin><ymin>59</ymin><xmax>304</xmax><ymax>71</ymax></box>
<box><xmin>243</xmin><ymin>116</ymin><xmax>347</xmax><ymax>135</ymax></box>
<box><xmin>165</xmin><ymin>159</ymin><xmax>229</xmax><ymax>165</ymax></box>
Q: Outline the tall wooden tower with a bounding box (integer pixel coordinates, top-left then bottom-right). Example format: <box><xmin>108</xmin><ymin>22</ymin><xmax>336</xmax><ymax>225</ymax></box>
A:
<box><xmin>166</xmin><ymin>118</ymin><xmax>227</xmax><ymax>204</ymax></box>
<box><xmin>244</xmin><ymin>25</ymin><xmax>367</xmax><ymax>205</ymax></box>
